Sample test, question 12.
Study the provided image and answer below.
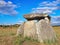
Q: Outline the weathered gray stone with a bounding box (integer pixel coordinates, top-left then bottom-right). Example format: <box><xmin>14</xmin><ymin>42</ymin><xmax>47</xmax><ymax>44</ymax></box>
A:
<box><xmin>36</xmin><ymin>19</ymin><xmax>56</xmax><ymax>42</ymax></box>
<box><xmin>24</xmin><ymin>20</ymin><xmax>37</xmax><ymax>39</ymax></box>
<box><xmin>16</xmin><ymin>23</ymin><xmax>24</xmax><ymax>36</ymax></box>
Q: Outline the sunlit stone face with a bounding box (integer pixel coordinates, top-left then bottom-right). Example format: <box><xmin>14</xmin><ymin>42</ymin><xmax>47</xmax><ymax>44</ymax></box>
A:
<box><xmin>44</xmin><ymin>17</ymin><xmax>49</xmax><ymax>23</ymax></box>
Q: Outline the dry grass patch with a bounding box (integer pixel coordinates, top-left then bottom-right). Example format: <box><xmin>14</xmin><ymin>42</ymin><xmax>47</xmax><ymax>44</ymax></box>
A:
<box><xmin>0</xmin><ymin>26</ymin><xmax>60</xmax><ymax>45</ymax></box>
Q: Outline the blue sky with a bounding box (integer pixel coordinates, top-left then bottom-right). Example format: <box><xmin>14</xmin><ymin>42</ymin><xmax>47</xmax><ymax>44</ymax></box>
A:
<box><xmin>0</xmin><ymin>0</ymin><xmax>60</xmax><ymax>25</ymax></box>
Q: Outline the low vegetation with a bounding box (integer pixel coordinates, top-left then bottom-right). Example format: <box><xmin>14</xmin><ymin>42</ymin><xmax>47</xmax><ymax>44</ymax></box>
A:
<box><xmin>0</xmin><ymin>25</ymin><xmax>60</xmax><ymax>45</ymax></box>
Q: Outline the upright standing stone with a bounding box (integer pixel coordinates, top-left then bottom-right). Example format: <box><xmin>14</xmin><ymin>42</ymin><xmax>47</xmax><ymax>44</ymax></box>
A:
<box><xmin>36</xmin><ymin>19</ymin><xmax>56</xmax><ymax>42</ymax></box>
<box><xmin>24</xmin><ymin>20</ymin><xmax>37</xmax><ymax>39</ymax></box>
<box><xmin>16</xmin><ymin>23</ymin><xmax>24</xmax><ymax>36</ymax></box>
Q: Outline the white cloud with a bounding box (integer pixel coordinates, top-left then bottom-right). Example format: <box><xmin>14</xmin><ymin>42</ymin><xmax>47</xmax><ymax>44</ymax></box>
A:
<box><xmin>0</xmin><ymin>0</ymin><xmax>18</xmax><ymax>15</ymax></box>
<box><xmin>51</xmin><ymin>16</ymin><xmax>60</xmax><ymax>26</ymax></box>
<box><xmin>32</xmin><ymin>0</ymin><xmax>60</xmax><ymax>14</ymax></box>
<box><xmin>51</xmin><ymin>22</ymin><xmax>60</xmax><ymax>26</ymax></box>
<box><xmin>51</xmin><ymin>16</ymin><xmax>60</xmax><ymax>22</ymax></box>
<box><xmin>52</xmin><ymin>22</ymin><xmax>60</xmax><ymax>24</ymax></box>
<box><xmin>16</xmin><ymin>21</ymin><xmax>24</xmax><ymax>24</ymax></box>
<box><xmin>51</xmin><ymin>16</ymin><xmax>60</xmax><ymax>18</ymax></box>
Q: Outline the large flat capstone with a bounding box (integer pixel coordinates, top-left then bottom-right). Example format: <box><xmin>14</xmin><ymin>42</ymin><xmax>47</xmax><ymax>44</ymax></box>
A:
<box><xmin>24</xmin><ymin>13</ymin><xmax>50</xmax><ymax>20</ymax></box>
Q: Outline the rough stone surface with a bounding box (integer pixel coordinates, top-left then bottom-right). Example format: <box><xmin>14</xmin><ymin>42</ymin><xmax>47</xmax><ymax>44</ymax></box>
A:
<box><xmin>24</xmin><ymin>20</ymin><xmax>37</xmax><ymax>39</ymax></box>
<box><xmin>16</xmin><ymin>23</ymin><xmax>24</xmax><ymax>36</ymax></box>
<box><xmin>36</xmin><ymin>19</ymin><xmax>56</xmax><ymax>42</ymax></box>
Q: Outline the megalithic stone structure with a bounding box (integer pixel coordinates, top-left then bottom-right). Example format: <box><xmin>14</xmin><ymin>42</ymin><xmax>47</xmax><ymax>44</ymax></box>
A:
<box><xmin>17</xmin><ymin>13</ymin><xmax>57</xmax><ymax>42</ymax></box>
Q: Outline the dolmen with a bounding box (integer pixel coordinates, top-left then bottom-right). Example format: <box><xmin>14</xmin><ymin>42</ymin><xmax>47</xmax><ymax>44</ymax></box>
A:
<box><xmin>17</xmin><ymin>13</ymin><xmax>57</xmax><ymax>43</ymax></box>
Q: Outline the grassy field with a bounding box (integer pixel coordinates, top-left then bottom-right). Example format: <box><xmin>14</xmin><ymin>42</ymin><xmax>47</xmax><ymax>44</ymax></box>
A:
<box><xmin>0</xmin><ymin>26</ymin><xmax>60</xmax><ymax>45</ymax></box>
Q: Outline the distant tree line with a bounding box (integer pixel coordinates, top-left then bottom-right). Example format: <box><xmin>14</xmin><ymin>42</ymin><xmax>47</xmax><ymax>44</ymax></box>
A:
<box><xmin>0</xmin><ymin>24</ymin><xmax>20</xmax><ymax>27</ymax></box>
